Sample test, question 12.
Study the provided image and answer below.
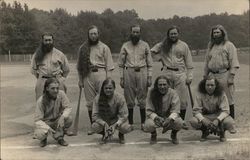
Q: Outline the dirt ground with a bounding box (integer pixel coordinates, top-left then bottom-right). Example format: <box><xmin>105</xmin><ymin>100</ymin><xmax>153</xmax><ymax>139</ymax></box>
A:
<box><xmin>1</xmin><ymin>58</ymin><xmax>249</xmax><ymax>159</ymax></box>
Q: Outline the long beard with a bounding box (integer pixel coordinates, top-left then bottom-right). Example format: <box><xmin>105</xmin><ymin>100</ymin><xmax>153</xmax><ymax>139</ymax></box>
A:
<box><xmin>213</xmin><ymin>36</ymin><xmax>224</xmax><ymax>44</ymax></box>
<box><xmin>42</xmin><ymin>43</ymin><xmax>54</xmax><ymax>53</ymax></box>
<box><xmin>88</xmin><ymin>38</ymin><xmax>99</xmax><ymax>46</ymax></box>
<box><xmin>168</xmin><ymin>37</ymin><xmax>178</xmax><ymax>44</ymax></box>
<box><xmin>130</xmin><ymin>35</ymin><xmax>140</xmax><ymax>45</ymax></box>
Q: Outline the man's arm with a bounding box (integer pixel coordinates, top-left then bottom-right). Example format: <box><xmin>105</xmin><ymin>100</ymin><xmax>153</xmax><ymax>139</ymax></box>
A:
<box><xmin>150</xmin><ymin>42</ymin><xmax>162</xmax><ymax>62</ymax></box>
<box><xmin>30</xmin><ymin>53</ymin><xmax>39</xmax><ymax>78</ymax></box>
<box><xmin>92</xmin><ymin>96</ymin><xmax>106</xmax><ymax>126</ymax></box>
<box><xmin>60</xmin><ymin>91</ymin><xmax>72</xmax><ymax>118</ymax></box>
<box><xmin>61</xmin><ymin>54</ymin><xmax>70</xmax><ymax>78</ymax></box>
<box><xmin>104</xmin><ymin>46</ymin><xmax>115</xmax><ymax>77</ymax></box>
<box><xmin>116</xmin><ymin>94</ymin><xmax>129</xmax><ymax>126</ymax></box>
<box><xmin>217</xmin><ymin>93</ymin><xmax>230</xmax><ymax>121</ymax></box>
<box><xmin>204</xmin><ymin>50</ymin><xmax>210</xmax><ymax>77</ymax></box>
<box><xmin>146</xmin><ymin>91</ymin><xmax>158</xmax><ymax>120</ymax></box>
<box><xmin>193</xmin><ymin>94</ymin><xmax>205</xmax><ymax>121</ymax></box>
<box><xmin>168</xmin><ymin>90</ymin><xmax>181</xmax><ymax>120</ymax></box>
<box><xmin>184</xmin><ymin>44</ymin><xmax>193</xmax><ymax>83</ymax></box>
<box><xmin>34</xmin><ymin>98</ymin><xmax>50</xmax><ymax>131</ymax></box>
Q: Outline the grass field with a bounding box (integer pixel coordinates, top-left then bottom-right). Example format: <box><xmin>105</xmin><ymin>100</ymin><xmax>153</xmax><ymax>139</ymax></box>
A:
<box><xmin>1</xmin><ymin>54</ymin><xmax>249</xmax><ymax>159</ymax></box>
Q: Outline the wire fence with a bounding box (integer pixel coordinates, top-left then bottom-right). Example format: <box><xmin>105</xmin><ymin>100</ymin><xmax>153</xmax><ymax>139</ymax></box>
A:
<box><xmin>0</xmin><ymin>47</ymin><xmax>249</xmax><ymax>62</ymax></box>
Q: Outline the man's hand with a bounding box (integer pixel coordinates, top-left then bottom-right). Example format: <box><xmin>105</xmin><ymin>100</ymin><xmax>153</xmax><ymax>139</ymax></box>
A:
<box><xmin>120</xmin><ymin>77</ymin><xmax>124</xmax><ymax>88</ymax></box>
<box><xmin>147</xmin><ymin>76</ymin><xmax>152</xmax><ymax>87</ymax></box>
<box><xmin>48</xmin><ymin>127</ymin><xmax>56</xmax><ymax>134</ymax></box>
<box><xmin>201</xmin><ymin>118</ymin><xmax>212</xmax><ymax>128</ymax></box>
<box><xmin>154</xmin><ymin>116</ymin><xmax>164</xmax><ymax>127</ymax></box>
<box><xmin>109</xmin><ymin>123</ymin><xmax>119</xmax><ymax>135</ymax></box>
<box><xmin>186</xmin><ymin>78</ymin><xmax>192</xmax><ymax>85</ymax></box>
<box><xmin>78</xmin><ymin>80</ymin><xmax>84</xmax><ymax>88</ymax></box>
<box><xmin>162</xmin><ymin>118</ymin><xmax>174</xmax><ymax>133</ymax></box>
<box><xmin>210</xmin><ymin>119</ymin><xmax>219</xmax><ymax>132</ymax></box>
<box><xmin>57</xmin><ymin>116</ymin><xmax>65</xmax><ymax>128</ymax></box>
<box><xmin>103</xmin><ymin>122</ymin><xmax>110</xmax><ymax>140</ymax></box>
<box><xmin>228</xmin><ymin>74</ymin><xmax>234</xmax><ymax>85</ymax></box>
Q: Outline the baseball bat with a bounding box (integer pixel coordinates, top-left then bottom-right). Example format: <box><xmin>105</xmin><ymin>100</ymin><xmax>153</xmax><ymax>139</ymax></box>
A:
<box><xmin>187</xmin><ymin>84</ymin><xmax>194</xmax><ymax>108</ymax></box>
<box><xmin>72</xmin><ymin>87</ymin><xmax>82</xmax><ymax>136</ymax></box>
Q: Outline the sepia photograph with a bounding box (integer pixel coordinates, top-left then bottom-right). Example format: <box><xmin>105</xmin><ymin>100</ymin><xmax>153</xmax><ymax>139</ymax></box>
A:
<box><xmin>1</xmin><ymin>0</ymin><xmax>249</xmax><ymax>159</ymax></box>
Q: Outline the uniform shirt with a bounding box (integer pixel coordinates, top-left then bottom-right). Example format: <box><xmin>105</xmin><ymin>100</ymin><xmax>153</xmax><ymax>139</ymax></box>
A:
<box><xmin>92</xmin><ymin>92</ymin><xmax>128</xmax><ymax>126</ymax></box>
<box><xmin>193</xmin><ymin>92</ymin><xmax>229</xmax><ymax>122</ymax></box>
<box><xmin>31</xmin><ymin>48</ymin><xmax>70</xmax><ymax>78</ymax></box>
<box><xmin>89</xmin><ymin>41</ymin><xmax>115</xmax><ymax>72</ymax></box>
<box><xmin>146</xmin><ymin>88</ymin><xmax>181</xmax><ymax>120</ymax></box>
<box><xmin>35</xmin><ymin>90</ymin><xmax>72</xmax><ymax>130</ymax></box>
<box><xmin>204</xmin><ymin>41</ymin><xmax>240</xmax><ymax>75</ymax></box>
<box><xmin>118</xmin><ymin>40</ymin><xmax>153</xmax><ymax>77</ymax></box>
<box><xmin>151</xmin><ymin>40</ymin><xmax>193</xmax><ymax>79</ymax></box>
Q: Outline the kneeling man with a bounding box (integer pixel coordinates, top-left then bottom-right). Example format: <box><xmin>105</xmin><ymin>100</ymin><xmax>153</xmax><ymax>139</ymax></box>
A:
<box><xmin>190</xmin><ymin>76</ymin><xmax>236</xmax><ymax>142</ymax></box>
<box><xmin>144</xmin><ymin>75</ymin><xmax>183</xmax><ymax>144</ymax></box>
<box><xmin>92</xmin><ymin>78</ymin><xmax>133</xmax><ymax>144</ymax></box>
<box><xmin>34</xmin><ymin>78</ymin><xmax>72</xmax><ymax>147</ymax></box>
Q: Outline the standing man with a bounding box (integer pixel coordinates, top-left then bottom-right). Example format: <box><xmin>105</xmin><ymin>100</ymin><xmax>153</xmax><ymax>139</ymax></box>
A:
<box><xmin>77</xmin><ymin>25</ymin><xmax>115</xmax><ymax>135</ymax></box>
<box><xmin>34</xmin><ymin>78</ymin><xmax>72</xmax><ymax>147</ymax></box>
<box><xmin>204</xmin><ymin>24</ymin><xmax>240</xmax><ymax>119</ymax></box>
<box><xmin>151</xmin><ymin>26</ymin><xmax>193</xmax><ymax>123</ymax></box>
<box><xmin>31</xmin><ymin>33</ymin><xmax>70</xmax><ymax>100</ymax></box>
<box><xmin>190</xmin><ymin>76</ymin><xmax>236</xmax><ymax>142</ymax></box>
<box><xmin>144</xmin><ymin>75</ymin><xmax>183</xmax><ymax>144</ymax></box>
<box><xmin>118</xmin><ymin>25</ymin><xmax>153</xmax><ymax>130</ymax></box>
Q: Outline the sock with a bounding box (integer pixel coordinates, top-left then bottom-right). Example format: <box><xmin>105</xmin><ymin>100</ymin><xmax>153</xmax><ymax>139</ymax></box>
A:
<box><xmin>88</xmin><ymin>110</ymin><xmax>93</xmax><ymax>124</ymax></box>
<box><xmin>128</xmin><ymin>108</ymin><xmax>134</xmax><ymax>124</ymax></box>
<box><xmin>140</xmin><ymin>108</ymin><xmax>146</xmax><ymax>124</ymax></box>
<box><xmin>180</xmin><ymin>109</ymin><xmax>186</xmax><ymax>120</ymax></box>
<box><xmin>229</xmin><ymin>104</ymin><xmax>235</xmax><ymax>119</ymax></box>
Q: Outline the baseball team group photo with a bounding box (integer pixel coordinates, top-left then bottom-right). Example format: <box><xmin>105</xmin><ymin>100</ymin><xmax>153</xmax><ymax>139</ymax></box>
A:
<box><xmin>1</xmin><ymin>0</ymin><xmax>249</xmax><ymax>159</ymax></box>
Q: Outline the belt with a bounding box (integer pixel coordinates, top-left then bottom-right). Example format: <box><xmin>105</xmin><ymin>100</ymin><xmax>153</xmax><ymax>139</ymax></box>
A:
<box><xmin>125</xmin><ymin>67</ymin><xmax>142</xmax><ymax>72</ymax></box>
<box><xmin>91</xmin><ymin>68</ymin><xmax>98</xmax><ymax>72</ymax></box>
<box><xmin>41</xmin><ymin>75</ymin><xmax>56</xmax><ymax>79</ymax></box>
<box><xmin>210</xmin><ymin>68</ymin><xmax>229</xmax><ymax>74</ymax></box>
<box><xmin>161</xmin><ymin>66</ymin><xmax>179</xmax><ymax>71</ymax></box>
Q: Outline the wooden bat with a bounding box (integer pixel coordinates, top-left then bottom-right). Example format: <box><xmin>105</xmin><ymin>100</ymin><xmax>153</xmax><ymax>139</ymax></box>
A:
<box><xmin>72</xmin><ymin>87</ymin><xmax>82</xmax><ymax>136</ymax></box>
<box><xmin>187</xmin><ymin>84</ymin><xmax>194</xmax><ymax>108</ymax></box>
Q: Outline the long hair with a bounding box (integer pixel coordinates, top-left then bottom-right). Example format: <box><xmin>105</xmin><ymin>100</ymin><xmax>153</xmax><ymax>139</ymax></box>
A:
<box><xmin>76</xmin><ymin>25</ymin><xmax>99</xmax><ymax>78</ymax></box>
<box><xmin>208</xmin><ymin>24</ymin><xmax>228</xmax><ymax>50</ymax></box>
<box><xmin>41</xmin><ymin>78</ymin><xmax>59</xmax><ymax>108</ymax></box>
<box><xmin>34</xmin><ymin>33</ymin><xmax>54</xmax><ymax>63</ymax></box>
<box><xmin>150</xmin><ymin>75</ymin><xmax>169</xmax><ymax>116</ymax></box>
<box><xmin>198</xmin><ymin>76</ymin><xmax>223</xmax><ymax>97</ymax></box>
<box><xmin>161</xmin><ymin>26</ymin><xmax>180</xmax><ymax>54</ymax></box>
<box><xmin>98</xmin><ymin>78</ymin><xmax>116</xmax><ymax>121</ymax></box>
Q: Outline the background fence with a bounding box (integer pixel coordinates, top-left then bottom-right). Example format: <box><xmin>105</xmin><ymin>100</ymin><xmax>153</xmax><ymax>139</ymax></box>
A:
<box><xmin>0</xmin><ymin>47</ymin><xmax>249</xmax><ymax>62</ymax></box>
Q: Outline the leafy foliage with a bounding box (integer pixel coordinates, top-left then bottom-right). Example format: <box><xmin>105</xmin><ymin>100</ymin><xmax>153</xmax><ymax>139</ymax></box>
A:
<box><xmin>0</xmin><ymin>0</ymin><xmax>249</xmax><ymax>55</ymax></box>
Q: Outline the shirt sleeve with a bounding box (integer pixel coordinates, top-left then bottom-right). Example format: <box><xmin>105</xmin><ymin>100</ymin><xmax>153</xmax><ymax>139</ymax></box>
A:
<box><xmin>168</xmin><ymin>90</ymin><xmax>181</xmax><ymax>120</ymax></box>
<box><xmin>217</xmin><ymin>93</ymin><xmax>230</xmax><ymax>121</ymax></box>
<box><xmin>116</xmin><ymin>95</ymin><xmax>129</xmax><ymax>126</ymax></box>
<box><xmin>193</xmin><ymin>94</ymin><xmax>205</xmax><ymax>121</ymax></box>
<box><xmin>146</xmin><ymin>91</ymin><xmax>158</xmax><ymax>120</ymax></box>
<box><xmin>34</xmin><ymin>97</ymin><xmax>50</xmax><ymax>131</ymax></box>
<box><xmin>92</xmin><ymin>96</ymin><xmax>106</xmax><ymax>126</ymax></box>
<box><xmin>204</xmin><ymin>50</ymin><xmax>210</xmax><ymax>76</ymax></box>
<box><xmin>184</xmin><ymin>44</ymin><xmax>193</xmax><ymax>80</ymax></box>
<box><xmin>150</xmin><ymin>43</ymin><xmax>162</xmax><ymax>62</ymax></box>
<box><xmin>61</xmin><ymin>54</ymin><xmax>70</xmax><ymax>78</ymax></box>
<box><xmin>118</xmin><ymin>44</ymin><xmax>127</xmax><ymax>78</ymax></box>
<box><xmin>31</xmin><ymin>53</ymin><xmax>38</xmax><ymax>78</ymax></box>
<box><xmin>104</xmin><ymin>46</ymin><xmax>115</xmax><ymax>72</ymax></box>
<box><xmin>145</xmin><ymin>43</ymin><xmax>153</xmax><ymax>77</ymax></box>
<box><xmin>61</xmin><ymin>91</ymin><xmax>72</xmax><ymax>118</ymax></box>
<box><xmin>227</xmin><ymin>42</ymin><xmax>240</xmax><ymax>75</ymax></box>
